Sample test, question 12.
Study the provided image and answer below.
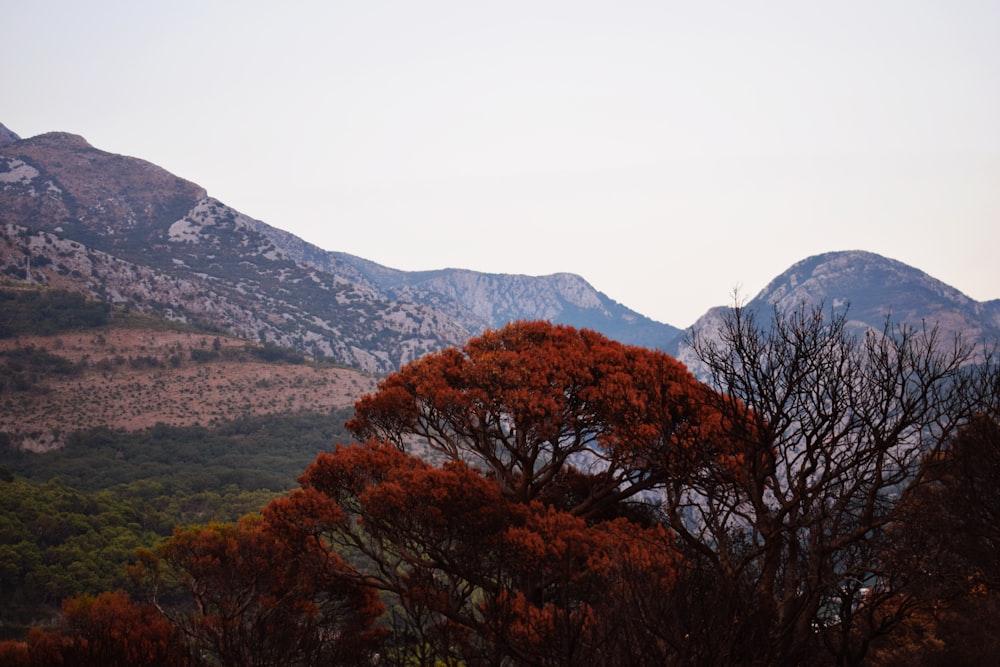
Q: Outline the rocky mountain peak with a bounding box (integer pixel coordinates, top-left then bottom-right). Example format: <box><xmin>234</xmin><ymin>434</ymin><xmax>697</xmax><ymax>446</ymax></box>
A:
<box><xmin>759</xmin><ymin>250</ymin><xmax>971</xmax><ymax>308</ymax></box>
<box><xmin>1</xmin><ymin>129</ymin><xmax>207</xmax><ymax>240</ymax></box>
<box><xmin>668</xmin><ymin>250</ymin><xmax>999</xmax><ymax>374</ymax></box>
<box><xmin>21</xmin><ymin>131</ymin><xmax>94</xmax><ymax>150</ymax></box>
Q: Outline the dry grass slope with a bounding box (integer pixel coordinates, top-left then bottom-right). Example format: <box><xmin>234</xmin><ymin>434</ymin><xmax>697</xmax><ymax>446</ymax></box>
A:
<box><xmin>1</xmin><ymin>328</ymin><xmax>378</xmax><ymax>451</ymax></box>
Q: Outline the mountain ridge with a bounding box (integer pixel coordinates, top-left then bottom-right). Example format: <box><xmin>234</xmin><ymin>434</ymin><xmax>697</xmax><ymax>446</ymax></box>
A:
<box><xmin>243</xmin><ymin>218</ymin><xmax>678</xmax><ymax>349</ymax></box>
<box><xmin>0</xmin><ymin>125</ymin><xmax>679</xmax><ymax>372</ymax></box>
<box><xmin>2</xmin><ymin>123</ymin><xmax>996</xmax><ymax>374</ymax></box>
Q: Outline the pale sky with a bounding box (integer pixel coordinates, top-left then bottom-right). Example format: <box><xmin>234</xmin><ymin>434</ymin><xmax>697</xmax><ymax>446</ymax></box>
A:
<box><xmin>5</xmin><ymin>1</ymin><xmax>999</xmax><ymax>326</ymax></box>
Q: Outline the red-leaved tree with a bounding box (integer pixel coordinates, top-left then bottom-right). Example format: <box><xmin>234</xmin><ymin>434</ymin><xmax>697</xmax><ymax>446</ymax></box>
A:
<box><xmin>282</xmin><ymin>321</ymin><xmax>736</xmax><ymax>664</ymax></box>
<box><xmin>137</xmin><ymin>511</ymin><xmax>385</xmax><ymax>667</ymax></box>
<box><xmin>3</xmin><ymin>590</ymin><xmax>190</xmax><ymax>667</ymax></box>
<box><xmin>348</xmin><ymin>320</ymin><xmax>734</xmax><ymax>520</ymax></box>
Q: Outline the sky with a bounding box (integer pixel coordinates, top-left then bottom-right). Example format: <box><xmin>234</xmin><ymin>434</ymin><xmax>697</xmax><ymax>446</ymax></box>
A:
<box><xmin>4</xmin><ymin>1</ymin><xmax>999</xmax><ymax>327</ymax></box>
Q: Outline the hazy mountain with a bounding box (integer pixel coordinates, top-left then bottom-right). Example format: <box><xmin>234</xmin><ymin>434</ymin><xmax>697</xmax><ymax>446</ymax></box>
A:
<box><xmin>245</xmin><ymin>221</ymin><xmax>680</xmax><ymax>350</ymax></box>
<box><xmin>2</xmin><ymin>124</ymin><xmax>994</xmax><ymax>376</ymax></box>
<box><xmin>669</xmin><ymin>250</ymin><xmax>1000</xmax><ymax>371</ymax></box>
<box><xmin>0</xmin><ymin>126</ymin><xmax>678</xmax><ymax>372</ymax></box>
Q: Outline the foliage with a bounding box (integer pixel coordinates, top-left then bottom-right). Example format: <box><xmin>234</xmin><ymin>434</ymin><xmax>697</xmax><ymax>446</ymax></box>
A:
<box><xmin>12</xmin><ymin>591</ymin><xmax>191</xmax><ymax>667</ymax></box>
<box><xmin>349</xmin><ymin>320</ymin><xmax>735</xmax><ymax>520</ymax></box>
<box><xmin>4</xmin><ymin>409</ymin><xmax>356</xmax><ymax>494</ymax></box>
<box><xmin>246</xmin><ymin>341</ymin><xmax>307</xmax><ymax>364</ymax></box>
<box><xmin>328</xmin><ymin>321</ymin><xmax>736</xmax><ymax>664</ymax></box>
<box><xmin>134</xmin><ymin>514</ymin><xmax>385</xmax><ymax>667</ymax></box>
<box><xmin>0</xmin><ymin>477</ymin><xmax>161</xmax><ymax>631</ymax></box>
<box><xmin>0</xmin><ymin>409</ymin><xmax>358</xmax><ymax>630</ymax></box>
<box><xmin>0</xmin><ymin>288</ymin><xmax>111</xmax><ymax>338</ymax></box>
<box><xmin>285</xmin><ymin>440</ymin><xmax>682</xmax><ymax>665</ymax></box>
<box><xmin>3</xmin><ymin>316</ymin><xmax>997</xmax><ymax>664</ymax></box>
<box><xmin>869</xmin><ymin>414</ymin><xmax>1000</xmax><ymax>665</ymax></box>
<box><xmin>0</xmin><ymin>345</ymin><xmax>86</xmax><ymax>392</ymax></box>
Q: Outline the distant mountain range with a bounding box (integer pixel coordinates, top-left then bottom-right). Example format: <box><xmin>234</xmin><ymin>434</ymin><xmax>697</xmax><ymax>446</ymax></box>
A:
<box><xmin>0</xmin><ymin>123</ymin><xmax>675</xmax><ymax>373</ymax></box>
<box><xmin>2</xmin><ymin>121</ymin><xmax>997</xmax><ymax>373</ymax></box>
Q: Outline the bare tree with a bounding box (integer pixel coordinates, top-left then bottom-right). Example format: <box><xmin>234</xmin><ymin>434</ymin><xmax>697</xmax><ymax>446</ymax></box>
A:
<box><xmin>668</xmin><ymin>302</ymin><xmax>984</xmax><ymax>666</ymax></box>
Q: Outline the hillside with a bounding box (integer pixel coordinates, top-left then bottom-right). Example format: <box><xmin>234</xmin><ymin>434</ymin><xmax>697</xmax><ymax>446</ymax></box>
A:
<box><xmin>0</xmin><ymin>287</ymin><xmax>376</xmax><ymax>452</ymax></box>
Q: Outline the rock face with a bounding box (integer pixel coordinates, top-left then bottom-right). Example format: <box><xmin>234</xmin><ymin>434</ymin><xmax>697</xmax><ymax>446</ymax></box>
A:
<box><xmin>0</xmin><ymin>126</ymin><xmax>679</xmax><ymax>372</ymax></box>
<box><xmin>668</xmin><ymin>250</ymin><xmax>1000</xmax><ymax>373</ymax></box>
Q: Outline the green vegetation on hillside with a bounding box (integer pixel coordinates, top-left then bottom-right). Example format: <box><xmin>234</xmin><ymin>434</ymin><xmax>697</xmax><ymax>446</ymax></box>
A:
<box><xmin>0</xmin><ymin>345</ymin><xmax>86</xmax><ymax>392</ymax></box>
<box><xmin>0</xmin><ymin>285</ymin><xmax>242</xmax><ymax>340</ymax></box>
<box><xmin>0</xmin><ymin>288</ymin><xmax>111</xmax><ymax>337</ymax></box>
<box><xmin>0</xmin><ymin>477</ymin><xmax>160</xmax><ymax>630</ymax></box>
<box><xmin>0</xmin><ymin>408</ymin><xmax>360</xmax><ymax>633</ymax></box>
<box><xmin>3</xmin><ymin>409</ymin><xmax>356</xmax><ymax>494</ymax></box>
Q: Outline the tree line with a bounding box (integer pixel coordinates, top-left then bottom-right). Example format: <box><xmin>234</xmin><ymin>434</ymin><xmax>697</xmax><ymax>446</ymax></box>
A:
<box><xmin>2</xmin><ymin>309</ymin><xmax>998</xmax><ymax>665</ymax></box>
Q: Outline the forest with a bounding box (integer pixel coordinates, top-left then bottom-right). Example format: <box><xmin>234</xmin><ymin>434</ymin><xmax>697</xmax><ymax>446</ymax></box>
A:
<box><xmin>2</xmin><ymin>307</ymin><xmax>999</xmax><ymax>666</ymax></box>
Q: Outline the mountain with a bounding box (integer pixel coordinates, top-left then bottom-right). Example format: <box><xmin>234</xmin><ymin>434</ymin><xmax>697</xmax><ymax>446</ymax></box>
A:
<box><xmin>242</xmin><ymin>219</ymin><xmax>678</xmax><ymax>349</ymax></box>
<box><xmin>2</xmin><ymin>124</ymin><xmax>995</xmax><ymax>377</ymax></box>
<box><xmin>0</xmin><ymin>127</ymin><xmax>679</xmax><ymax>373</ymax></box>
<box><xmin>669</xmin><ymin>250</ymin><xmax>1000</xmax><ymax>371</ymax></box>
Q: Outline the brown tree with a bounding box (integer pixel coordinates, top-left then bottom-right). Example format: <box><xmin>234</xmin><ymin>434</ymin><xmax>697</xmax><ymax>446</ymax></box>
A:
<box><xmin>1</xmin><ymin>590</ymin><xmax>190</xmax><ymax>667</ymax></box>
<box><xmin>296</xmin><ymin>321</ymin><xmax>735</xmax><ymax>664</ymax></box>
<box><xmin>291</xmin><ymin>440</ymin><xmax>683</xmax><ymax>666</ymax></box>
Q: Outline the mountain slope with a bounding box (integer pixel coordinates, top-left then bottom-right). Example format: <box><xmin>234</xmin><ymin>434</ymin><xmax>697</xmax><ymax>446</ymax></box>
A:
<box><xmin>0</xmin><ymin>287</ymin><xmax>378</xmax><ymax>451</ymax></box>
<box><xmin>248</xmin><ymin>227</ymin><xmax>680</xmax><ymax>350</ymax></box>
<box><xmin>0</xmin><ymin>127</ymin><xmax>678</xmax><ymax>372</ymax></box>
<box><xmin>0</xmin><ymin>122</ymin><xmax>20</xmax><ymax>147</ymax></box>
<box><xmin>670</xmin><ymin>250</ymin><xmax>1000</xmax><ymax>370</ymax></box>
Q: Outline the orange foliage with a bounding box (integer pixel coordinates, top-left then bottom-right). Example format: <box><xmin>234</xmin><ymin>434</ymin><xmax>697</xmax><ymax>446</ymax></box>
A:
<box><xmin>306</xmin><ymin>323</ymin><xmax>743</xmax><ymax>662</ymax></box>
<box><xmin>10</xmin><ymin>591</ymin><xmax>188</xmax><ymax>667</ymax></box>
<box><xmin>146</xmin><ymin>513</ymin><xmax>384</xmax><ymax>666</ymax></box>
<box><xmin>294</xmin><ymin>437</ymin><xmax>686</xmax><ymax>664</ymax></box>
<box><xmin>488</xmin><ymin>508</ymin><xmax>681</xmax><ymax>664</ymax></box>
<box><xmin>0</xmin><ymin>640</ymin><xmax>30</xmax><ymax>667</ymax></box>
<box><xmin>349</xmin><ymin>321</ymin><xmax>736</xmax><ymax>518</ymax></box>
